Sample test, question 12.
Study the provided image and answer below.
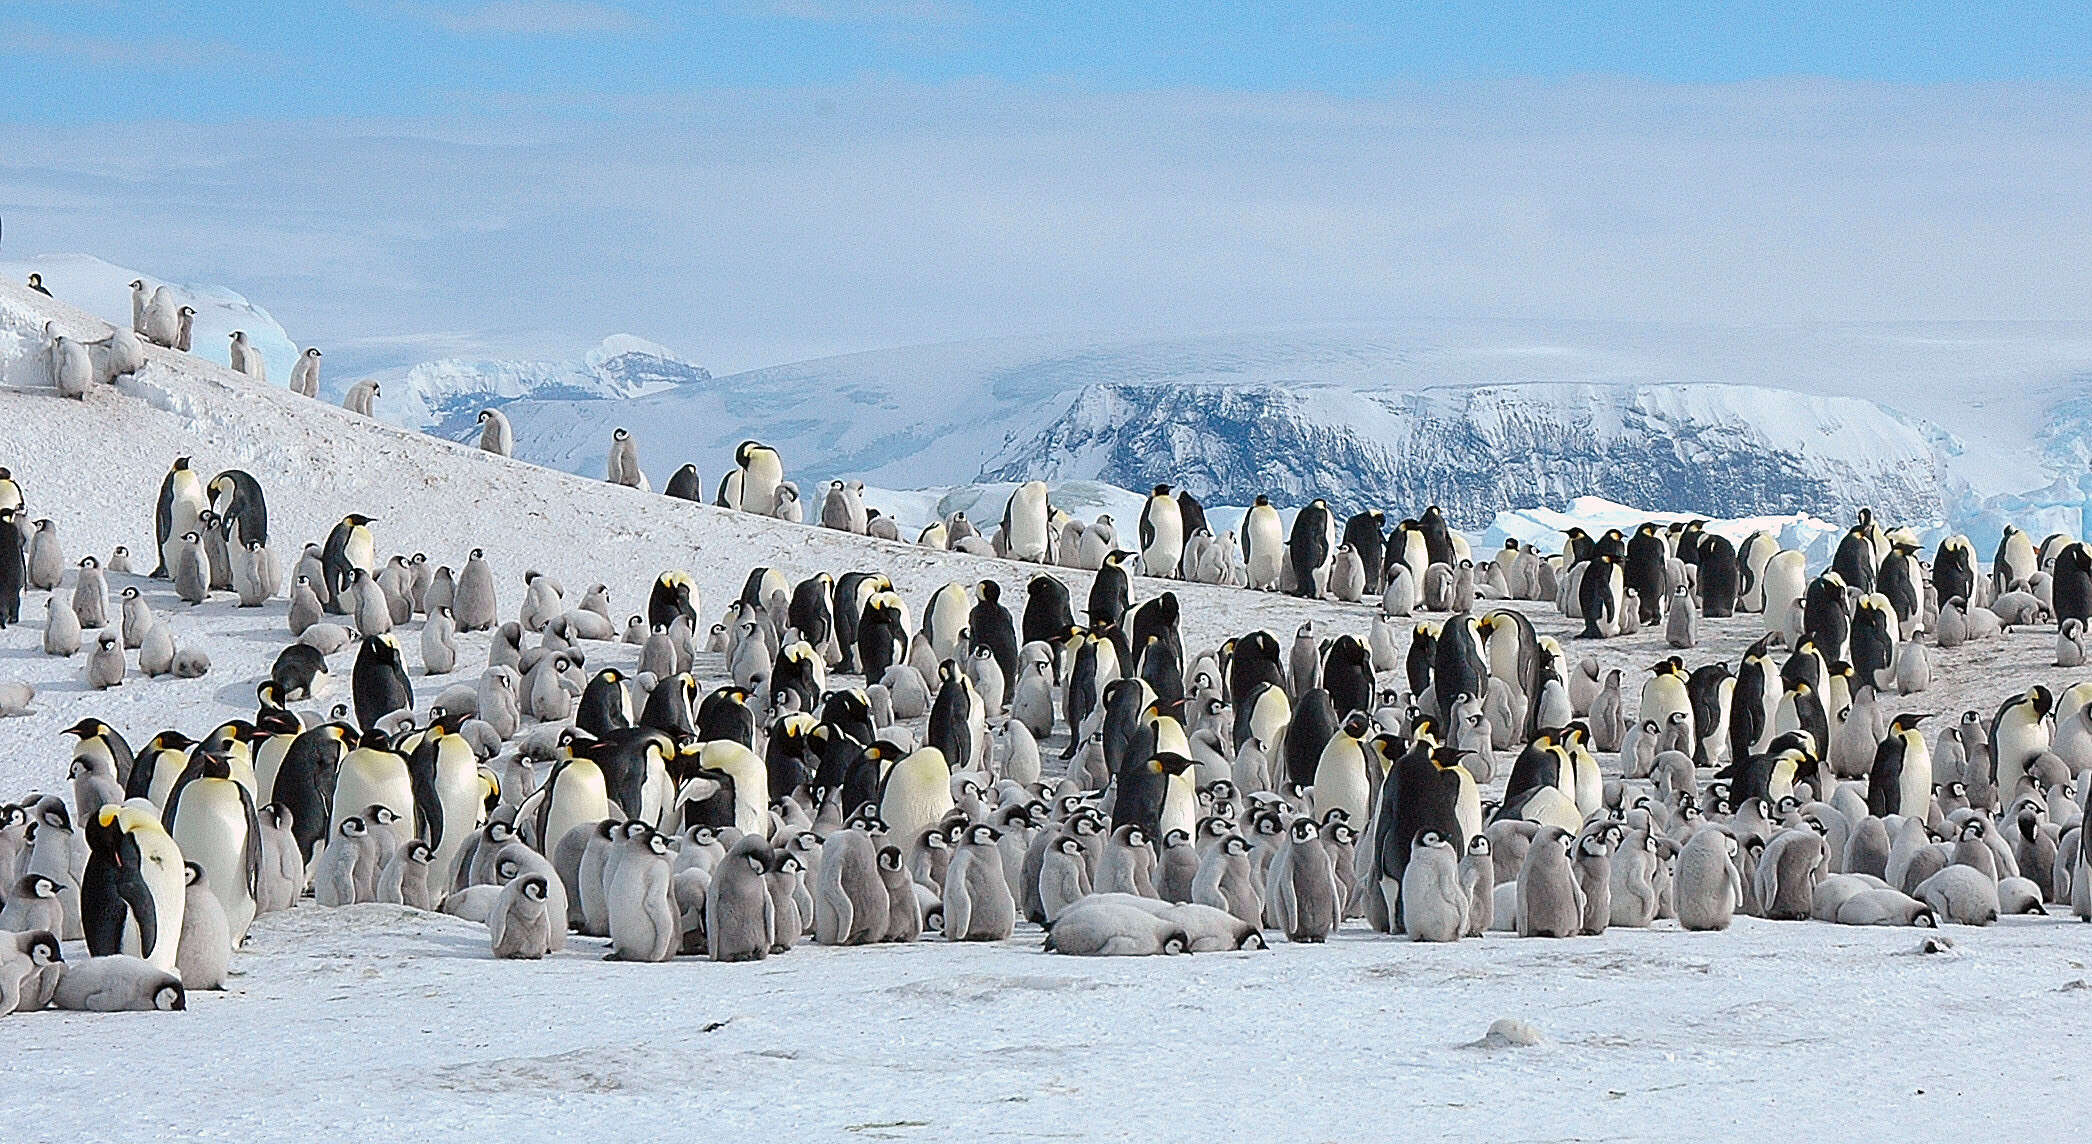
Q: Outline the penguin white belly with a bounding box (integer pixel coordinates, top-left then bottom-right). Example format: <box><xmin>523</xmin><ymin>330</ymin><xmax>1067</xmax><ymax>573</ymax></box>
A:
<box><xmin>146</xmin><ymin>759</ymin><xmax>185</xmax><ymax>811</ymax></box>
<box><xmin>1454</xmin><ymin>768</ymin><xmax>1484</xmax><ymax>843</ymax></box>
<box><xmin>431</xmin><ymin>746</ymin><xmax>483</xmax><ymax>889</ymax></box>
<box><xmin>1897</xmin><ymin>746</ymin><xmax>1932</xmax><ymax>819</ymax></box>
<box><xmin>331</xmin><ymin>755</ymin><xmax>414</xmax><ymax>836</ymax></box>
<box><xmin>171</xmin><ymin>783</ymin><xmax>257</xmax><ymax>941</ymax></box>
<box><xmin>255</xmin><ymin>737</ymin><xmax>292</xmax><ymax>807</ymax></box>
<box><xmin>1310</xmin><ymin>743</ymin><xmax>1370</xmax><ymax>825</ymax></box>
<box><xmin>129</xmin><ymin>838</ymin><xmax>187</xmax><ymax>972</ymax></box>
<box><xmin>1160</xmin><ymin>772</ymin><xmax>1198</xmax><ymax>840</ymax></box>
<box><xmin>542</xmin><ymin>764</ymin><xmax>611</xmax><ymax>856</ymax></box>
<box><xmin>743</xmin><ymin>453</ymin><xmax>783</xmax><ymax>516</ymax></box>
<box><xmin>346</xmin><ymin>530</ymin><xmax>377</xmax><ymax>575</ymax></box>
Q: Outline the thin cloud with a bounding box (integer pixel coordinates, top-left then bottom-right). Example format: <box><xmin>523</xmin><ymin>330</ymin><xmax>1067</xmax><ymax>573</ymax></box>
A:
<box><xmin>760</xmin><ymin>0</ymin><xmax>973</xmax><ymax>26</ymax></box>
<box><xmin>384</xmin><ymin>1</ymin><xmax>648</xmax><ymax>36</ymax></box>
<box><xmin>1</xmin><ymin>25</ymin><xmax>220</xmax><ymax>68</ymax></box>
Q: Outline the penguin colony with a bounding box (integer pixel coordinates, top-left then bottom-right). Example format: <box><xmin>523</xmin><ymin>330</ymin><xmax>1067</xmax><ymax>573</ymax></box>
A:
<box><xmin>0</xmin><ymin>274</ymin><xmax>2086</xmax><ymax>1027</ymax></box>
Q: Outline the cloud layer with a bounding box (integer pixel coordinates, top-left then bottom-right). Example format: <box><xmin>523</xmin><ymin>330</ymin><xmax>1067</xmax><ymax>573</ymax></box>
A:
<box><xmin>0</xmin><ymin>78</ymin><xmax>2087</xmax><ymax>376</ymax></box>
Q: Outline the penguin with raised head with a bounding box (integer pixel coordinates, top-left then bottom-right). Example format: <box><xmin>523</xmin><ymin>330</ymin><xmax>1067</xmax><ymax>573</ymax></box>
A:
<box><xmin>152</xmin><ymin>457</ymin><xmax>208</xmax><ymax>579</ymax></box>
<box><xmin>1138</xmin><ymin>485</ymin><xmax>1185</xmax><ymax>578</ymax></box>
<box><xmin>163</xmin><ymin>750</ymin><xmax>262</xmax><ymax>943</ymax></box>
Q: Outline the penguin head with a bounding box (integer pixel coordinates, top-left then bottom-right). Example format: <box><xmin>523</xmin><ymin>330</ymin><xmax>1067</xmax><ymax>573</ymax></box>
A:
<box><xmin>339</xmin><ymin>816</ymin><xmax>368</xmax><ymax>839</ymax></box>
<box><xmin>154</xmin><ymin>982</ymin><xmax>187</xmax><ymax>1012</ymax></box>
<box><xmin>183</xmin><ymin>861</ymin><xmax>206</xmax><ymax>889</ymax></box>
<box><xmin>1288</xmin><ymin>819</ymin><xmax>1319</xmax><ymax>845</ymax></box>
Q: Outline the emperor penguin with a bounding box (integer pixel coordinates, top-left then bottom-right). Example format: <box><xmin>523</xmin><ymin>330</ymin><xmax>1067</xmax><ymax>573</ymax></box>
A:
<box><xmin>1763</xmin><ymin>549</ymin><xmax>1808</xmax><ymax>638</ymax></box>
<box><xmin>1866</xmin><ymin>713</ymin><xmax>1933</xmax><ymax>819</ymax></box>
<box><xmin>289</xmin><ymin>347</ymin><xmax>322</xmax><ymax>397</ymax></box>
<box><xmin>728</xmin><ymin>440</ymin><xmax>785</xmax><ymax>516</ymax></box>
<box><xmin>879</xmin><ymin>745</ymin><xmax>955</xmax><ymax>864</ymax></box>
<box><xmin>942</xmin><ymin>823</ymin><xmax>1016</xmax><ymax>941</ymax></box>
<box><xmin>152</xmin><ymin>457</ymin><xmax>208</xmax><ymax>579</ymax></box>
<box><xmin>606</xmin><ymin>428</ymin><xmax>645</xmax><ymax>489</ymax></box>
<box><xmin>83</xmin><ymin>804</ymin><xmax>187</xmax><ymax>972</ymax></box>
<box><xmin>164</xmin><ymin>752</ymin><xmax>262</xmax><ymax>943</ymax></box>
<box><xmin>705</xmin><ymin>833</ymin><xmax>777</xmax><ymax>961</ymax></box>
<box><xmin>607</xmin><ymin>824</ymin><xmax>677</xmax><ymax>962</ymax></box>
<box><xmin>228</xmin><ymin>330</ymin><xmax>267</xmax><ymax>380</ymax></box>
<box><xmin>1138</xmin><ymin>485</ymin><xmax>1185</xmax><ymax>578</ymax></box>
<box><xmin>331</xmin><ymin>729</ymin><xmax>415</xmax><ymax>841</ymax></box>
<box><xmin>815</xmin><ymin>827</ymin><xmax>886</xmax><ymax>945</ymax></box>
<box><xmin>820</xmin><ymin>480</ymin><xmax>869</xmax><ymax>534</ymax></box>
<box><xmin>1287</xmin><ymin>498</ymin><xmax>1336</xmax><ymax>599</ymax></box>
<box><xmin>1992</xmin><ymin>686</ymin><xmax>2055</xmax><ymax>800</ymax></box>
<box><xmin>73</xmin><ymin>555</ymin><xmax>109</xmax><ymax>628</ymax></box>
<box><xmin>1674</xmin><ymin>828</ymin><xmax>1740</xmax><ymax>930</ymax></box>
<box><xmin>50</xmin><ymin>335</ymin><xmax>90</xmax><ymax>398</ymax></box>
<box><xmin>1401</xmin><ymin>830</ymin><xmax>1468</xmax><ymax>942</ymax></box>
<box><xmin>490</xmin><ymin>874</ymin><xmax>558</xmax><ymax>959</ymax></box>
<box><xmin>351</xmin><ymin>634</ymin><xmax>413</xmax><ymax>731</ymax></box>
<box><xmin>453</xmin><ymin>548</ymin><xmax>497</xmax><ymax>631</ymax></box>
<box><xmin>320</xmin><ymin>513</ymin><xmax>378</xmax><ymax>611</ymax></box>
<box><xmin>476</xmin><ymin>409</ymin><xmax>514</xmax><ymax>457</ymax></box>
<box><xmin>1042</xmin><ymin>898</ymin><xmax>1190</xmax><ymax>956</ymax></box>
<box><xmin>1514</xmin><ymin>825</ymin><xmax>1584</xmax><ymax>938</ymax></box>
<box><xmin>52</xmin><ymin>956</ymin><xmax>185</xmax><ymax>1013</ymax></box>
<box><xmin>344</xmin><ymin>379</ymin><xmax>380</xmax><ymax>417</ymax></box>
<box><xmin>175</xmin><ymin>863</ymin><xmax>231</xmax><ymax>990</ymax></box>
<box><xmin>1003</xmin><ymin>481</ymin><xmax>1052</xmax><ymax>563</ymax></box>
<box><xmin>1268</xmin><ymin>817</ymin><xmax>1338</xmax><ymax>942</ymax></box>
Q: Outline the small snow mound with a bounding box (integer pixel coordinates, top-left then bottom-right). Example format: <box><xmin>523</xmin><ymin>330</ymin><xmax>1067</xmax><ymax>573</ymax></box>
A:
<box><xmin>1466</xmin><ymin>1017</ymin><xmax>1544</xmax><ymax>1049</ymax></box>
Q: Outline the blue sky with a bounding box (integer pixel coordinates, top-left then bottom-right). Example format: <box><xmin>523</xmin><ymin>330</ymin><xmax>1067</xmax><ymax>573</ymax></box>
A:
<box><xmin>5</xmin><ymin>2</ymin><xmax>2092</xmax><ymax>124</ymax></box>
<box><xmin>2</xmin><ymin>3</ymin><xmax>2090</xmax><ymax>374</ymax></box>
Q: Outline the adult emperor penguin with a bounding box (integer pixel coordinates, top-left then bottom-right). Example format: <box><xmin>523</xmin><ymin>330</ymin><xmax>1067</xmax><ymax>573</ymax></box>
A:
<box><xmin>1991</xmin><ymin>686</ymin><xmax>2055</xmax><ymax>799</ymax></box>
<box><xmin>352</xmin><ymin>634</ymin><xmax>412</xmax><ymax>731</ymax></box>
<box><xmin>410</xmin><ymin>717</ymin><xmax>485</xmax><ymax>890</ymax></box>
<box><xmin>330</xmin><ymin>729</ymin><xmax>415</xmax><ymax>842</ymax></box>
<box><xmin>728</xmin><ymin>440</ymin><xmax>785</xmax><ymax>515</ymax></box>
<box><xmin>83</xmin><ymin>804</ymin><xmax>187</xmax><ymax>972</ymax></box>
<box><xmin>880</xmin><ymin>746</ymin><xmax>956</xmax><ymax>865</ymax></box>
<box><xmin>1240</xmin><ymin>495</ymin><xmax>1286</xmax><ymax>591</ymax></box>
<box><xmin>152</xmin><ymin>457</ymin><xmax>208</xmax><ymax>579</ymax></box>
<box><xmin>206</xmin><ymin>469</ymin><xmax>268</xmax><ymax>549</ymax></box>
<box><xmin>1288</xmin><ymin>498</ymin><xmax>1336</xmax><ymax>599</ymax></box>
<box><xmin>289</xmin><ymin>347</ymin><xmax>322</xmax><ymax>397</ymax></box>
<box><xmin>476</xmin><ymin>409</ymin><xmax>514</xmax><ymax>457</ymax></box>
<box><xmin>320</xmin><ymin>513</ymin><xmax>378</xmax><ymax>612</ymax></box>
<box><xmin>1578</xmin><ymin>555</ymin><xmax>1624</xmax><ymax>639</ymax></box>
<box><xmin>1865</xmin><ymin>712</ymin><xmax>1933</xmax><ymax>819</ymax></box>
<box><xmin>163</xmin><ymin>752</ymin><xmax>262</xmax><ymax>944</ymax></box>
<box><xmin>1002</xmin><ymin>481</ymin><xmax>1051</xmax><ymax>563</ymax></box>
<box><xmin>1762</xmin><ymin>549</ymin><xmax>1808</xmax><ymax>638</ymax></box>
<box><xmin>1138</xmin><ymin>484</ymin><xmax>1185</xmax><ymax>578</ymax></box>
<box><xmin>1994</xmin><ymin>524</ymin><xmax>2037</xmax><ymax>594</ymax></box>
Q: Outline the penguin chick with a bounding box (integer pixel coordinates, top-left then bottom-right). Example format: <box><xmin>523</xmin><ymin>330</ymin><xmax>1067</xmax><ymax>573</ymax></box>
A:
<box><xmin>1401</xmin><ymin>830</ymin><xmax>1468</xmax><ymax>942</ymax></box>
<box><xmin>175</xmin><ymin>863</ymin><xmax>231</xmax><ymax>991</ymax></box>
<box><xmin>1043</xmin><ymin>897</ymin><xmax>1189</xmax><ymax>956</ymax></box>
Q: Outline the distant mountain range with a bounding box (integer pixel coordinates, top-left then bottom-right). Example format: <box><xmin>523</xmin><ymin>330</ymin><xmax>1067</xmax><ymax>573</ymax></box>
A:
<box><xmin>19</xmin><ymin>251</ymin><xmax>2092</xmax><ymax>545</ymax></box>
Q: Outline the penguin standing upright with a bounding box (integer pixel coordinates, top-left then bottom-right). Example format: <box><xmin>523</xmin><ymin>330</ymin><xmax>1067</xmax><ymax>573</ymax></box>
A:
<box><xmin>83</xmin><ymin>804</ymin><xmax>187</xmax><ymax>972</ymax></box>
<box><xmin>1242</xmin><ymin>496</ymin><xmax>1285</xmax><ymax>591</ymax></box>
<box><xmin>1138</xmin><ymin>485</ymin><xmax>1185</xmax><ymax>578</ymax></box>
<box><xmin>1288</xmin><ymin>499</ymin><xmax>1335</xmax><ymax>600</ymax></box>
<box><xmin>320</xmin><ymin>514</ymin><xmax>377</xmax><ymax>613</ymax></box>
<box><xmin>0</xmin><ymin>509</ymin><xmax>21</xmax><ymax>629</ymax></box>
<box><xmin>1342</xmin><ymin>511</ymin><xmax>1388</xmax><ymax>595</ymax></box>
<box><xmin>352</xmin><ymin>634</ymin><xmax>413</xmax><ymax>731</ymax></box>
<box><xmin>1002</xmin><ymin>482</ymin><xmax>1052</xmax><ymax>563</ymax></box>
<box><xmin>152</xmin><ymin>457</ymin><xmax>208</xmax><ymax>579</ymax></box>
<box><xmin>163</xmin><ymin>752</ymin><xmax>262</xmax><ymax>944</ymax></box>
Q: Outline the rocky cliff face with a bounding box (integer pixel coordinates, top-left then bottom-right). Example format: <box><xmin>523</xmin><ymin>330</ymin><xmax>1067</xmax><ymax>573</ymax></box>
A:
<box><xmin>978</xmin><ymin>381</ymin><xmax>1946</xmax><ymax>528</ymax></box>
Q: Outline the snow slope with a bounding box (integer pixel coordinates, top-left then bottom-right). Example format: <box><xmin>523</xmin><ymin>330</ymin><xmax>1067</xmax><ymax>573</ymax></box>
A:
<box><xmin>0</xmin><ymin>253</ymin><xmax>300</xmax><ymax>384</ymax></box>
<box><xmin>4</xmin><ymin>277</ymin><xmax>2092</xmax><ymax>1141</ymax></box>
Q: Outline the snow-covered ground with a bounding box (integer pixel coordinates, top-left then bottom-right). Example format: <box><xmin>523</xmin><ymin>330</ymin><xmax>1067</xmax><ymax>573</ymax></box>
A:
<box><xmin>2</xmin><ymin>274</ymin><xmax>2090</xmax><ymax>1141</ymax></box>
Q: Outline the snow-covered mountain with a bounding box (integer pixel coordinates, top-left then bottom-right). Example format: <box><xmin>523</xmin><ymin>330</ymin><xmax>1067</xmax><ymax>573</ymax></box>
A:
<box><xmin>349</xmin><ymin>334</ymin><xmax>712</xmax><ymax>433</ymax></box>
<box><xmin>455</xmin><ymin>320</ymin><xmax>2092</xmax><ymax>541</ymax></box>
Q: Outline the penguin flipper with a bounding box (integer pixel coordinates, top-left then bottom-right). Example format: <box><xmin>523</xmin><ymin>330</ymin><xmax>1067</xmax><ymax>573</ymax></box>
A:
<box><xmin>116</xmin><ymin>866</ymin><xmax>159</xmax><ymax>961</ymax></box>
